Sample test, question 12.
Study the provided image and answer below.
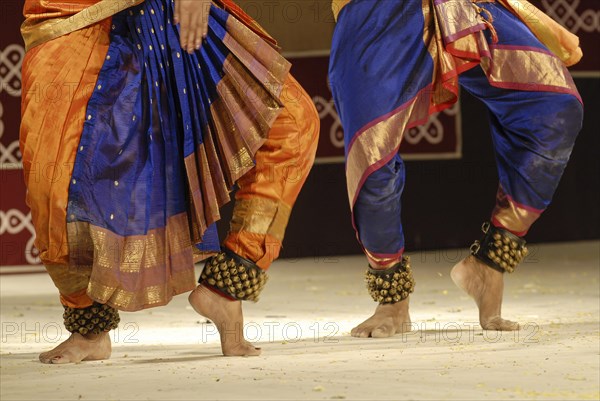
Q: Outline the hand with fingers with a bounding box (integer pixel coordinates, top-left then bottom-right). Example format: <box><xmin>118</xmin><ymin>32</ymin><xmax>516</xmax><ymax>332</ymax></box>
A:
<box><xmin>174</xmin><ymin>0</ymin><xmax>213</xmax><ymax>53</ymax></box>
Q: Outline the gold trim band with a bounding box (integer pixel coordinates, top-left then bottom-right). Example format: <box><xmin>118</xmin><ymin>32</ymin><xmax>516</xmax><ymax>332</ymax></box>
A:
<box><xmin>21</xmin><ymin>0</ymin><xmax>144</xmax><ymax>51</ymax></box>
<box><xmin>229</xmin><ymin>198</ymin><xmax>292</xmax><ymax>242</ymax></box>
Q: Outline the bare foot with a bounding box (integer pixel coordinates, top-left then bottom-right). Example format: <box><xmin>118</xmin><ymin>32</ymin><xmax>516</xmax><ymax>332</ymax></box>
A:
<box><xmin>351</xmin><ymin>298</ymin><xmax>411</xmax><ymax>338</ymax></box>
<box><xmin>188</xmin><ymin>285</ymin><xmax>261</xmax><ymax>356</ymax></box>
<box><xmin>39</xmin><ymin>332</ymin><xmax>111</xmax><ymax>364</ymax></box>
<box><xmin>451</xmin><ymin>255</ymin><xmax>519</xmax><ymax>331</ymax></box>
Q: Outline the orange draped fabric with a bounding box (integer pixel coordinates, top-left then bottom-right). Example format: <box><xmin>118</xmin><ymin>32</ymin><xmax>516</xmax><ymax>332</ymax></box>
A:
<box><xmin>223</xmin><ymin>75</ymin><xmax>320</xmax><ymax>270</ymax></box>
<box><xmin>20</xmin><ymin>0</ymin><xmax>111</xmax><ymax>307</ymax></box>
<box><xmin>20</xmin><ymin>20</ymin><xmax>110</xmax><ymax>268</ymax></box>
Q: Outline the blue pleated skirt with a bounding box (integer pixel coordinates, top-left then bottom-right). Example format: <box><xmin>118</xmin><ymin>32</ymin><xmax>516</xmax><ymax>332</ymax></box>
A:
<box><xmin>65</xmin><ymin>0</ymin><xmax>290</xmax><ymax>310</ymax></box>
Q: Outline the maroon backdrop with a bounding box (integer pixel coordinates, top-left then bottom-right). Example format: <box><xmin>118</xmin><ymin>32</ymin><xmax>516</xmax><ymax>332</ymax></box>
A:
<box><xmin>1</xmin><ymin>0</ymin><xmax>599</xmax><ymax>269</ymax></box>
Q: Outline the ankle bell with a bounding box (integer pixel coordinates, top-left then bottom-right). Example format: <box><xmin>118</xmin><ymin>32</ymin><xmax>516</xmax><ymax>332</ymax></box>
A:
<box><xmin>63</xmin><ymin>302</ymin><xmax>120</xmax><ymax>335</ymax></box>
<box><xmin>199</xmin><ymin>248</ymin><xmax>268</xmax><ymax>302</ymax></box>
<box><xmin>470</xmin><ymin>221</ymin><xmax>528</xmax><ymax>273</ymax></box>
<box><xmin>365</xmin><ymin>256</ymin><xmax>415</xmax><ymax>304</ymax></box>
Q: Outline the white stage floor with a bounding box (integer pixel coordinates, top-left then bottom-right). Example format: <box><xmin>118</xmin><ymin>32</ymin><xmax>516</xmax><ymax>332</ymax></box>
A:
<box><xmin>1</xmin><ymin>241</ymin><xmax>599</xmax><ymax>400</ymax></box>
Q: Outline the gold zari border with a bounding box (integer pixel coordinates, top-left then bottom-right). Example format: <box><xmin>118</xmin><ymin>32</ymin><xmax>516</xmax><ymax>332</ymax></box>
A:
<box><xmin>67</xmin><ymin>213</ymin><xmax>199</xmax><ymax>312</ymax></box>
<box><xmin>346</xmin><ymin>89</ymin><xmax>431</xmax><ymax>206</ymax></box>
<box><xmin>229</xmin><ymin>198</ymin><xmax>292</xmax><ymax>242</ymax></box>
<box><xmin>498</xmin><ymin>0</ymin><xmax>582</xmax><ymax>66</ymax></box>
<box><xmin>487</xmin><ymin>47</ymin><xmax>577</xmax><ymax>90</ymax></box>
<box><xmin>88</xmin><ymin>269</ymin><xmax>195</xmax><ymax>310</ymax></box>
<box><xmin>21</xmin><ymin>0</ymin><xmax>144</xmax><ymax>51</ymax></box>
<box><xmin>491</xmin><ymin>187</ymin><xmax>541</xmax><ymax>235</ymax></box>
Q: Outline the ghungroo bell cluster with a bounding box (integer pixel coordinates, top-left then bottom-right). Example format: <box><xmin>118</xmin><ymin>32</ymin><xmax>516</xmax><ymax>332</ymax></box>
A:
<box><xmin>63</xmin><ymin>302</ymin><xmax>120</xmax><ymax>335</ymax></box>
<box><xmin>366</xmin><ymin>256</ymin><xmax>415</xmax><ymax>304</ymax></box>
<box><xmin>200</xmin><ymin>248</ymin><xmax>268</xmax><ymax>302</ymax></box>
<box><xmin>470</xmin><ymin>221</ymin><xmax>528</xmax><ymax>273</ymax></box>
